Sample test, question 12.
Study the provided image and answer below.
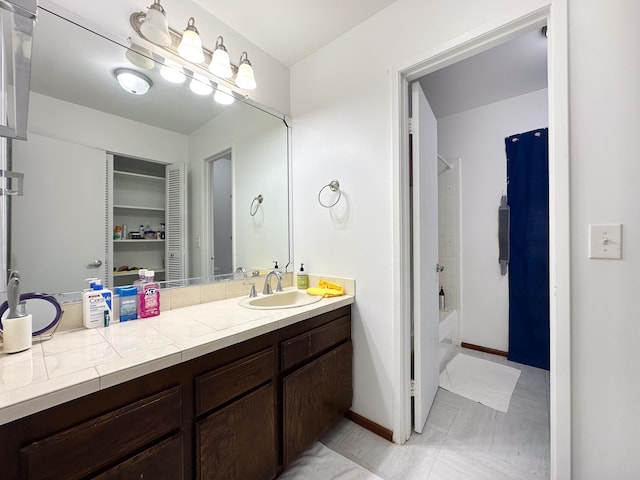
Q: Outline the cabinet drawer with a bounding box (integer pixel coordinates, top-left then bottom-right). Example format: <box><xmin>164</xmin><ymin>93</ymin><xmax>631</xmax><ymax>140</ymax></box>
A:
<box><xmin>281</xmin><ymin>315</ymin><xmax>351</xmax><ymax>371</ymax></box>
<box><xmin>195</xmin><ymin>347</ymin><xmax>274</xmax><ymax>416</ymax></box>
<box><xmin>92</xmin><ymin>434</ymin><xmax>183</xmax><ymax>480</ymax></box>
<box><xmin>20</xmin><ymin>386</ymin><xmax>182</xmax><ymax>480</ymax></box>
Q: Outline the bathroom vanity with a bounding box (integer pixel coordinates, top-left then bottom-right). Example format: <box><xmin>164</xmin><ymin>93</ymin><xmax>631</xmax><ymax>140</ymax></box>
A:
<box><xmin>0</xmin><ymin>299</ymin><xmax>353</xmax><ymax>479</ymax></box>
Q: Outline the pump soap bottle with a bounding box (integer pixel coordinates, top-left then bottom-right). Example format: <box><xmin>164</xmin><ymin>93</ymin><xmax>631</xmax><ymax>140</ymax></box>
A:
<box><xmin>3</xmin><ymin>272</ymin><xmax>32</xmax><ymax>353</ymax></box>
<box><xmin>297</xmin><ymin>263</ymin><xmax>309</xmax><ymax>289</ymax></box>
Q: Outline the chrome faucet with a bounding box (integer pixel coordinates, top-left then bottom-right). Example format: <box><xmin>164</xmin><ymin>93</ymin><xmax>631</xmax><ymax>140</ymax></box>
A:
<box><xmin>263</xmin><ymin>270</ymin><xmax>283</xmax><ymax>295</ymax></box>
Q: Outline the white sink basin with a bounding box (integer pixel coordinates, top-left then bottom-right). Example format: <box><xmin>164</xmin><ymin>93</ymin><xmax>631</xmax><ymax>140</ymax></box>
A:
<box><xmin>239</xmin><ymin>289</ymin><xmax>322</xmax><ymax>310</ymax></box>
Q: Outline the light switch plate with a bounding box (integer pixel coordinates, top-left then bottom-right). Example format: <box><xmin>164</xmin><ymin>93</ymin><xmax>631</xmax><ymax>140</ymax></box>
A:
<box><xmin>588</xmin><ymin>224</ymin><xmax>622</xmax><ymax>259</ymax></box>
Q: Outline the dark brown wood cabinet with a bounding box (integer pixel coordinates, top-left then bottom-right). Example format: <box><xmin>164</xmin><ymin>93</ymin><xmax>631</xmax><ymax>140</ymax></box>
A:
<box><xmin>0</xmin><ymin>304</ymin><xmax>351</xmax><ymax>480</ymax></box>
<box><xmin>280</xmin><ymin>313</ymin><xmax>353</xmax><ymax>468</ymax></box>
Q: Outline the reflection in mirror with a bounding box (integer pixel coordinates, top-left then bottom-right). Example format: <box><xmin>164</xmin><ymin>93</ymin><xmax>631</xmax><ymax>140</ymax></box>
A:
<box><xmin>7</xmin><ymin>6</ymin><xmax>290</xmax><ymax>299</ymax></box>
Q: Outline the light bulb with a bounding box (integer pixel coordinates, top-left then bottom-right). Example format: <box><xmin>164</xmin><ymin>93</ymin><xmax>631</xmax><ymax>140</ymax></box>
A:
<box><xmin>209</xmin><ymin>36</ymin><xmax>232</xmax><ymax>79</ymax></box>
<box><xmin>139</xmin><ymin>0</ymin><xmax>171</xmax><ymax>47</ymax></box>
<box><xmin>160</xmin><ymin>61</ymin><xmax>186</xmax><ymax>84</ymax></box>
<box><xmin>190</xmin><ymin>73</ymin><xmax>213</xmax><ymax>95</ymax></box>
<box><xmin>177</xmin><ymin>18</ymin><xmax>205</xmax><ymax>64</ymax></box>
<box><xmin>235</xmin><ymin>52</ymin><xmax>256</xmax><ymax>90</ymax></box>
<box><xmin>213</xmin><ymin>85</ymin><xmax>235</xmax><ymax>105</ymax></box>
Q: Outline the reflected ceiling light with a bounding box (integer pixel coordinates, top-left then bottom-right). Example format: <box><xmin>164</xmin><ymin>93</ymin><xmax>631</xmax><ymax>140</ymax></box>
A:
<box><xmin>213</xmin><ymin>85</ymin><xmax>235</xmax><ymax>105</ymax></box>
<box><xmin>139</xmin><ymin>0</ymin><xmax>171</xmax><ymax>47</ymax></box>
<box><xmin>177</xmin><ymin>17</ymin><xmax>205</xmax><ymax>63</ymax></box>
<box><xmin>235</xmin><ymin>52</ymin><xmax>256</xmax><ymax>90</ymax></box>
<box><xmin>125</xmin><ymin>43</ymin><xmax>154</xmax><ymax>70</ymax></box>
<box><xmin>160</xmin><ymin>60</ymin><xmax>186</xmax><ymax>84</ymax></box>
<box><xmin>190</xmin><ymin>72</ymin><xmax>213</xmax><ymax>96</ymax></box>
<box><xmin>115</xmin><ymin>68</ymin><xmax>152</xmax><ymax>95</ymax></box>
<box><xmin>209</xmin><ymin>36</ymin><xmax>232</xmax><ymax>79</ymax></box>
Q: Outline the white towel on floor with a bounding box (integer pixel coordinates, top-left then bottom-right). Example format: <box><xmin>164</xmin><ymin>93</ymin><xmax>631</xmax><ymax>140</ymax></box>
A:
<box><xmin>439</xmin><ymin>353</ymin><xmax>521</xmax><ymax>412</ymax></box>
<box><xmin>279</xmin><ymin>442</ymin><xmax>383</xmax><ymax>480</ymax></box>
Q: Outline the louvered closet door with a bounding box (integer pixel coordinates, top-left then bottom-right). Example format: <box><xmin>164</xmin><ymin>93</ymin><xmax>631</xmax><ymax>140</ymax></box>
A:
<box><xmin>165</xmin><ymin>163</ymin><xmax>186</xmax><ymax>281</ymax></box>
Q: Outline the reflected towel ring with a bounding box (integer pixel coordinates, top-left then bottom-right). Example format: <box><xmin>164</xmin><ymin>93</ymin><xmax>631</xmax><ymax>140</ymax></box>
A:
<box><xmin>250</xmin><ymin>194</ymin><xmax>263</xmax><ymax>216</ymax></box>
<box><xmin>318</xmin><ymin>180</ymin><xmax>341</xmax><ymax>208</ymax></box>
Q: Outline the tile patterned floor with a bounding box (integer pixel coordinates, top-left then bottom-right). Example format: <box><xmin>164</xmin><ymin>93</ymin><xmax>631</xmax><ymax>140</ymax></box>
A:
<box><xmin>314</xmin><ymin>346</ymin><xmax>550</xmax><ymax>480</ymax></box>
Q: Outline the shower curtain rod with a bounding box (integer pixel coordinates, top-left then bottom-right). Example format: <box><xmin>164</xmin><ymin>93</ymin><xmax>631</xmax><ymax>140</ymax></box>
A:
<box><xmin>438</xmin><ymin>154</ymin><xmax>454</xmax><ymax>170</ymax></box>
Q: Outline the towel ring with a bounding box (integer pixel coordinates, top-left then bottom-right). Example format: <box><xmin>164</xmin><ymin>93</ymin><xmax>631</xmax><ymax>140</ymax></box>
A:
<box><xmin>250</xmin><ymin>194</ymin><xmax>263</xmax><ymax>216</ymax></box>
<box><xmin>318</xmin><ymin>180</ymin><xmax>341</xmax><ymax>208</ymax></box>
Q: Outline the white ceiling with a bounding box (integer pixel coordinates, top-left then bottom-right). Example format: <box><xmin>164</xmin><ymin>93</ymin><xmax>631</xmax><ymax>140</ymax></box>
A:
<box><xmin>192</xmin><ymin>0</ymin><xmax>401</xmax><ymax>66</ymax></box>
<box><xmin>418</xmin><ymin>28</ymin><xmax>548</xmax><ymax>119</ymax></box>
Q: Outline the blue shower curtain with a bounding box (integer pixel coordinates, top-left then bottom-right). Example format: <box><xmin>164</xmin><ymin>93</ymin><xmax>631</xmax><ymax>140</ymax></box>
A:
<box><xmin>506</xmin><ymin>128</ymin><xmax>550</xmax><ymax>370</ymax></box>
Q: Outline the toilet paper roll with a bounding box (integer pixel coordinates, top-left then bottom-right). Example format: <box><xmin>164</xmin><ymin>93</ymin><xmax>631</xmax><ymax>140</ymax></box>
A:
<box><xmin>3</xmin><ymin>314</ymin><xmax>32</xmax><ymax>353</ymax></box>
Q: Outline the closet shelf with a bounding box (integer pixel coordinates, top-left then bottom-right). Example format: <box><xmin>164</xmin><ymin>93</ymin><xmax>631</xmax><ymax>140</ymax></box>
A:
<box><xmin>114</xmin><ymin>204</ymin><xmax>165</xmax><ymax>213</ymax></box>
<box><xmin>114</xmin><ymin>170</ymin><xmax>165</xmax><ymax>182</ymax></box>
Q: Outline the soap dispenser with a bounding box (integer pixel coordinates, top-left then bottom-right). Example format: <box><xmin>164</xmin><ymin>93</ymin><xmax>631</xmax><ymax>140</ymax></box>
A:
<box><xmin>297</xmin><ymin>263</ymin><xmax>309</xmax><ymax>289</ymax></box>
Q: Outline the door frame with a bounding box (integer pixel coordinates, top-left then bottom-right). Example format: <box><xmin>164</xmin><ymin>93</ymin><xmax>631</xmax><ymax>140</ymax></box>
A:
<box><xmin>202</xmin><ymin>147</ymin><xmax>234</xmax><ymax>278</ymax></box>
<box><xmin>391</xmin><ymin>2</ymin><xmax>571</xmax><ymax>479</ymax></box>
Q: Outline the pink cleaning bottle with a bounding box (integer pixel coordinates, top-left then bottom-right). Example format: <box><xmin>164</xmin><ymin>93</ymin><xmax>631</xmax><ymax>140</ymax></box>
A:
<box><xmin>138</xmin><ymin>270</ymin><xmax>160</xmax><ymax>318</ymax></box>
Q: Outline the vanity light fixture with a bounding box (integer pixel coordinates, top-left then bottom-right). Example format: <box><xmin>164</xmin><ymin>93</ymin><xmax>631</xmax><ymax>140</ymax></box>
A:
<box><xmin>190</xmin><ymin>72</ymin><xmax>213</xmax><ymax>96</ymax></box>
<box><xmin>160</xmin><ymin>60</ymin><xmax>186</xmax><ymax>84</ymax></box>
<box><xmin>139</xmin><ymin>0</ymin><xmax>171</xmax><ymax>47</ymax></box>
<box><xmin>235</xmin><ymin>52</ymin><xmax>256</xmax><ymax>90</ymax></box>
<box><xmin>114</xmin><ymin>68</ymin><xmax>152</xmax><ymax>95</ymax></box>
<box><xmin>177</xmin><ymin>17</ymin><xmax>205</xmax><ymax>64</ymax></box>
<box><xmin>130</xmin><ymin>8</ymin><xmax>258</xmax><ymax>91</ymax></box>
<box><xmin>209</xmin><ymin>36</ymin><xmax>232</xmax><ymax>79</ymax></box>
<box><xmin>213</xmin><ymin>84</ymin><xmax>235</xmax><ymax>105</ymax></box>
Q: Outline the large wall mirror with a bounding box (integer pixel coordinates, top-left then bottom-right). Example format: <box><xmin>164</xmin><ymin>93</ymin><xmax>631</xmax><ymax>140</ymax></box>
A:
<box><xmin>7</xmin><ymin>5</ymin><xmax>290</xmax><ymax>299</ymax></box>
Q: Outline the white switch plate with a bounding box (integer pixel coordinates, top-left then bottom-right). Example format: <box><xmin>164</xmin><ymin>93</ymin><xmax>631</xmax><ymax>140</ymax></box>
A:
<box><xmin>588</xmin><ymin>224</ymin><xmax>622</xmax><ymax>259</ymax></box>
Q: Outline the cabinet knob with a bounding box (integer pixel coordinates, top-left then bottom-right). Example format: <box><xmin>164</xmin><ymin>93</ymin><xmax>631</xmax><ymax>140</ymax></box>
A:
<box><xmin>87</xmin><ymin>260</ymin><xmax>103</xmax><ymax>268</ymax></box>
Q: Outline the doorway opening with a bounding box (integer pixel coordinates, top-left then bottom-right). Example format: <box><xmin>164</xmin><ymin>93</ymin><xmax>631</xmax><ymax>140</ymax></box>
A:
<box><xmin>394</xmin><ymin>5</ymin><xmax>571</xmax><ymax>479</ymax></box>
<box><xmin>206</xmin><ymin>149</ymin><xmax>233</xmax><ymax>277</ymax></box>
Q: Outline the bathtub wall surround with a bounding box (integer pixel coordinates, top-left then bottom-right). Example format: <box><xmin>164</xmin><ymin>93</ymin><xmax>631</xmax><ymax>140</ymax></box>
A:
<box><xmin>438</xmin><ymin>157</ymin><xmax>460</xmax><ymax>316</ymax></box>
<box><xmin>52</xmin><ymin>273</ymin><xmax>355</xmax><ymax>332</ymax></box>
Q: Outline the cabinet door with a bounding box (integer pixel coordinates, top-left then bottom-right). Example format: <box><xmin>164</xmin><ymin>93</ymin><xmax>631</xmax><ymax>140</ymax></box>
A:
<box><xmin>283</xmin><ymin>340</ymin><xmax>353</xmax><ymax>467</ymax></box>
<box><xmin>11</xmin><ymin>133</ymin><xmax>108</xmax><ymax>293</ymax></box>
<box><xmin>92</xmin><ymin>434</ymin><xmax>183</xmax><ymax>480</ymax></box>
<box><xmin>196</xmin><ymin>384</ymin><xmax>276</xmax><ymax>480</ymax></box>
<box><xmin>165</xmin><ymin>163</ymin><xmax>186</xmax><ymax>281</ymax></box>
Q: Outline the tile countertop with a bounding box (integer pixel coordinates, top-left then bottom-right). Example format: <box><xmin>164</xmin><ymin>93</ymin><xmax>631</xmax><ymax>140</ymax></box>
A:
<box><xmin>0</xmin><ymin>290</ymin><xmax>354</xmax><ymax>426</ymax></box>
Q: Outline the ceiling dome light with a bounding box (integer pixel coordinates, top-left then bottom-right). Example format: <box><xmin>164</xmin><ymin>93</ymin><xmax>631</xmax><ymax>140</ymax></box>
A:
<box><xmin>235</xmin><ymin>52</ymin><xmax>256</xmax><ymax>90</ymax></box>
<box><xmin>160</xmin><ymin>60</ymin><xmax>186</xmax><ymax>84</ymax></box>
<box><xmin>209</xmin><ymin>36</ymin><xmax>232</xmax><ymax>79</ymax></box>
<box><xmin>125</xmin><ymin>43</ymin><xmax>154</xmax><ymax>70</ymax></box>
<box><xmin>178</xmin><ymin>17</ymin><xmax>205</xmax><ymax>64</ymax></box>
<box><xmin>139</xmin><ymin>0</ymin><xmax>171</xmax><ymax>47</ymax></box>
<box><xmin>115</xmin><ymin>68</ymin><xmax>152</xmax><ymax>95</ymax></box>
<box><xmin>190</xmin><ymin>72</ymin><xmax>213</xmax><ymax>95</ymax></box>
<box><xmin>213</xmin><ymin>84</ymin><xmax>235</xmax><ymax>105</ymax></box>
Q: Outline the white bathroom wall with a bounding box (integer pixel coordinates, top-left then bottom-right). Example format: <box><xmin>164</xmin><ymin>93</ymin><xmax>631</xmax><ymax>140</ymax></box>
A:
<box><xmin>290</xmin><ymin>0</ymin><xmax>551</xmax><ymax>431</ymax></box>
<box><xmin>569</xmin><ymin>0</ymin><xmax>640</xmax><ymax>477</ymax></box>
<box><xmin>187</xmin><ymin>105</ymin><xmax>289</xmax><ymax>277</ymax></box>
<box><xmin>437</xmin><ymin>88</ymin><xmax>548</xmax><ymax>351</ymax></box>
<box><xmin>28</xmin><ymin>92</ymin><xmax>187</xmax><ymax>162</ymax></box>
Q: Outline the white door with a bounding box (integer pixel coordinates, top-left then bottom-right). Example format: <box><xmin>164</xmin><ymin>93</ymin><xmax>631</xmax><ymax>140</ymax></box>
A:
<box><xmin>211</xmin><ymin>156</ymin><xmax>233</xmax><ymax>275</ymax></box>
<box><xmin>411</xmin><ymin>81</ymin><xmax>440</xmax><ymax>433</ymax></box>
<box><xmin>11</xmin><ymin>133</ymin><xmax>107</xmax><ymax>293</ymax></box>
<box><xmin>165</xmin><ymin>163</ymin><xmax>186</xmax><ymax>281</ymax></box>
